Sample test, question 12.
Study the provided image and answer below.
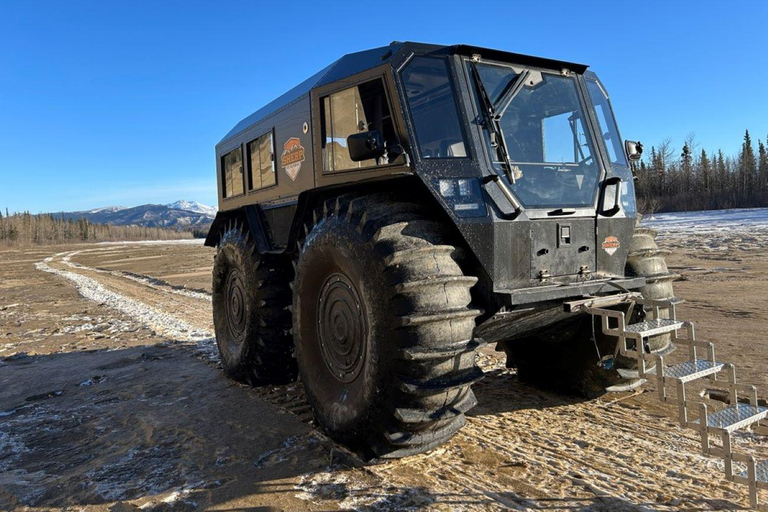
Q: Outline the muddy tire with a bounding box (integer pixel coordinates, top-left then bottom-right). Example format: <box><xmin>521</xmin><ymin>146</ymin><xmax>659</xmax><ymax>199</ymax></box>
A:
<box><xmin>212</xmin><ymin>224</ymin><xmax>297</xmax><ymax>385</ymax></box>
<box><xmin>293</xmin><ymin>194</ymin><xmax>483</xmax><ymax>458</ymax></box>
<box><xmin>625</xmin><ymin>226</ymin><xmax>678</xmax><ymax>352</ymax></box>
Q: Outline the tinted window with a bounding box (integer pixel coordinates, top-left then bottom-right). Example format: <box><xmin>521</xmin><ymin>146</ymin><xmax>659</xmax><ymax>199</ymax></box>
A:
<box><xmin>401</xmin><ymin>56</ymin><xmax>467</xmax><ymax>158</ymax></box>
<box><xmin>321</xmin><ymin>79</ymin><xmax>397</xmax><ymax>172</ymax></box>
<box><xmin>222</xmin><ymin>148</ymin><xmax>244</xmax><ymax>198</ymax></box>
<box><xmin>247</xmin><ymin>132</ymin><xmax>275</xmax><ymax>190</ymax></box>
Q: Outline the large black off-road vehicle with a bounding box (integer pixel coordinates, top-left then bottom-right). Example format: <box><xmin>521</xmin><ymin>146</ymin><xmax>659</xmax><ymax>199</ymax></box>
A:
<box><xmin>204</xmin><ymin>42</ymin><xmax>676</xmax><ymax>458</ymax></box>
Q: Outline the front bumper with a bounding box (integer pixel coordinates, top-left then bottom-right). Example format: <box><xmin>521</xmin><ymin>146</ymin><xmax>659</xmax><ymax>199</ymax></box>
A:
<box><xmin>504</xmin><ymin>276</ymin><xmax>645</xmax><ymax>306</ymax></box>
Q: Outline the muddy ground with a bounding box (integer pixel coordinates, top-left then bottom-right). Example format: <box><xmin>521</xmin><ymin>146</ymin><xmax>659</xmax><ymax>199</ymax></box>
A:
<box><xmin>1</xmin><ymin>229</ymin><xmax>768</xmax><ymax>511</ymax></box>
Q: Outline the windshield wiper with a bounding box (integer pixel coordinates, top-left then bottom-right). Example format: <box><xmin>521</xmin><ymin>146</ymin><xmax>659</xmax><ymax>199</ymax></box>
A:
<box><xmin>469</xmin><ymin>63</ymin><xmax>529</xmax><ymax>184</ymax></box>
<box><xmin>494</xmin><ymin>69</ymin><xmax>530</xmax><ymax>119</ymax></box>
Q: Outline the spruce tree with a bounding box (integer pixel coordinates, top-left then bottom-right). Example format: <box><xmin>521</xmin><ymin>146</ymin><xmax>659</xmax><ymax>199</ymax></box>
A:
<box><xmin>699</xmin><ymin>149</ymin><xmax>711</xmax><ymax>194</ymax></box>
<box><xmin>758</xmin><ymin>139</ymin><xmax>768</xmax><ymax>201</ymax></box>
<box><xmin>740</xmin><ymin>130</ymin><xmax>757</xmax><ymax>203</ymax></box>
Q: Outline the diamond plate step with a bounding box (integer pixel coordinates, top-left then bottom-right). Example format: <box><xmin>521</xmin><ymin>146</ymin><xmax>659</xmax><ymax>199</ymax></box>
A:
<box><xmin>662</xmin><ymin>360</ymin><xmax>725</xmax><ymax>383</ymax></box>
<box><xmin>624</xmin><ymin>318</ymin><xmax>684</xmax><ymax>337</ymax></box>
<box><xmin>738</xmin><ymin>459</ymin><xmax>768</xmax><ymax>484</ymax></box>
<box><xmin>693</xmin><ymin>404</ymin><xmax>768</xmax><ymax>433</ymax></box>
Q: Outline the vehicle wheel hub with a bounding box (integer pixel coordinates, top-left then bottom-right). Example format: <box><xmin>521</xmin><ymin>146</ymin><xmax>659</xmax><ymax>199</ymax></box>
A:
<box><xmin>225</xmin><ymin>268</ymin><xmax>247</xmax><ymax>339</ymax></box>
<box><xmin>317</xmin><ymin>272</ymin><xmax>367</xmax><ymax>383</ymax></box>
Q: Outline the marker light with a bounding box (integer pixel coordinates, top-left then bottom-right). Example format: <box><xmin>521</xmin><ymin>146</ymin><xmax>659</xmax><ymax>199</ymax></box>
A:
<box><xmin>438</xmin><ymin>179</ymin><xmax>487</xmax><ymax>218</ymax></box>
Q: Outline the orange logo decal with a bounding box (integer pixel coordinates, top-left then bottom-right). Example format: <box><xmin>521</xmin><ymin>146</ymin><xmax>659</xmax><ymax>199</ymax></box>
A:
<box><xmin>602</xmin><ymin>236</ymin><xmax>620</xmax><ymax>256</ymax></box>
<box><xmin>281</xmin><ymin>137</ymin><xmax>305</xmax><ymax>181</ymax></box>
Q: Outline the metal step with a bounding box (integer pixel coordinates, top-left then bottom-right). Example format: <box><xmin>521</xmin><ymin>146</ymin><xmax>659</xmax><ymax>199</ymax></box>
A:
<box><xmin>738</xmin><ymin>459</ymin><xmax>768</xmax><ymax>484</ymax></box>
<box><xmin>694</xmin><ymin>404</ymin><xmax>768</xmax><ymax>433</ymax></box>
<box><xmin>624</xmin><ymin>318</ymin><xmax>684</xmax><ymax>337</ymax></box>
<box><xmin>662</xmin><ymin>360</ymin><xmax>725</xmax><ymax>383</ymax></box>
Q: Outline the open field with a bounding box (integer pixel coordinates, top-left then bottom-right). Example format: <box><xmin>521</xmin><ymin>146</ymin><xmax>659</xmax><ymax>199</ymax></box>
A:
<box><xmin>2</xmin><ymin>211</ymin><xmax>768</xmax><ymax>511</ymax></box>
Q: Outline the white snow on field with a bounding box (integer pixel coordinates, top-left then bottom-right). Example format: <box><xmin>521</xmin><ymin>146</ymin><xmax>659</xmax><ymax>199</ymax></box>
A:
<box><xmin>36</xmin><ymin>252</ymin><xmax>217</xmax><ymax>360</ymax></box>
<box><xmin>643</xmin><ymin>207</ymin><xmax>768</xmax><ymax>237</ymax></box>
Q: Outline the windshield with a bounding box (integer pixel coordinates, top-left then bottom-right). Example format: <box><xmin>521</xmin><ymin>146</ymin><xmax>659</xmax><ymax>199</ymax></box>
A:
<box><xmin>470</xmin><ymin>62</ymin><xmax>600</xmax><ymax>208</ymax></box>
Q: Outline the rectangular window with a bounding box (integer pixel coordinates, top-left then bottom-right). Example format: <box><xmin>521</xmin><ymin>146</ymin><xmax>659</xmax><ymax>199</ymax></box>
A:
<box><xmin>222</xmin><ymin>147</ymin><xmax>244</xmax><ymax>198</ymax></box>
<box><xmin>321</xmin><ymin>78</ymin><xmax>397</xmax><ymax>172</ymax></box>
<box><xmin>247</xmin><ymin>131</ymin><xmax>275</xmax><ymax>190</ymax></box>
<box><xmin>401</xmin><ymin>56</ymin><xmax>467</xmax><ymax>158</ymax></box>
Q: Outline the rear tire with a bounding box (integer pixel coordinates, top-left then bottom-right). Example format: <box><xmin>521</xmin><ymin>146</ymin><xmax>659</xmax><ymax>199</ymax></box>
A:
<box><xmin>212</xmin><ymin>224</ymin><xmax>297</xmax><ymax>385</ymax></box>
<box><xmin>293</xmin><ymin>195</ymin><xmax>483</xmax><ymax>458</ymax></box>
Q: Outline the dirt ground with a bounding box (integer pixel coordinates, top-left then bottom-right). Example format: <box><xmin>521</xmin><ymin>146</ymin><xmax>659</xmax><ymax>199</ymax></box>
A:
<box><xmin>2</xmin><ymin>231</ymin><xmax>768</xmax><ymax>511</ymax></box>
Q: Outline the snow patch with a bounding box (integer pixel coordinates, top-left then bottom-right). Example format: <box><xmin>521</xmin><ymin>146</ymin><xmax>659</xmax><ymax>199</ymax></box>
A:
<box><xmin>643</xmin><ymin>207</ymin><xmax>768</xmax><ymax>237</ymax></box>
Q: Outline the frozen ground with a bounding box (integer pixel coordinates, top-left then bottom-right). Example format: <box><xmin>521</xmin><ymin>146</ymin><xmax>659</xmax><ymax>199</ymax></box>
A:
<box><xmin>643</xmin><ymin>207</ymin><xmax>768</xmax><ymax>234</ymax></box>
<box><xmin>2</xmin><ymin>214</ymin><xmax>768</xmax><ymax>510</ymax></box>
<box><xmin>643</xmin><ymin>207</ymin><xmax>768</xmax><ymax>251</ymax></box>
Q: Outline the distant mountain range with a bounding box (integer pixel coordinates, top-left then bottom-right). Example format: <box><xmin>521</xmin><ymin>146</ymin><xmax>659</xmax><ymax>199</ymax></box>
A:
<box><xmin>56</xmin><ymin>201</ymin><xmax>217</xmax><ymax>230</ymax></box>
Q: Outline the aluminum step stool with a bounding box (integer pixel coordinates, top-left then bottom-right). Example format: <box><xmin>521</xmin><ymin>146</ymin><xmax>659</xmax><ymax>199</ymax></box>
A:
<box><xmin>570</xmin><ymin>294</ymin><xmax>768</xmax><ymax>510</ymax></box>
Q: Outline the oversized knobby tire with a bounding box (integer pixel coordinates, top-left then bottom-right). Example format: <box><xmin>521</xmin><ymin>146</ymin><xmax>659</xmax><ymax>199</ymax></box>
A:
<box><xmin>212</xmin><ymin>224</ymin><xmax>297</xmax><ymax>385</ymax></box>
<box><xmin>625</xmin><ymin>226</ymin><xmax>678</xmax><ymax>353</ymax></box>
<box><xmin>293</xmin><ymin>194</ymin><xmax>483</xmax><ymax>458</ymax></box>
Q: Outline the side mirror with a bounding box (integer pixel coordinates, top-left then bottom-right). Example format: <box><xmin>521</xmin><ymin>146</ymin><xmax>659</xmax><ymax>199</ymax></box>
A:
<box><xmin>625</xmin><ymin>140</ymin><xmax>643</xmax><ymax>162</ymax></box>
<box><xmin>600</xmin><ymin>176</ymin><xmax>622</xmax><ymax>216</ymax></box>
<box><xmin>347</xmin><ymin>130</ymin><xmax>386</xmax><ymax>162</ymax></box>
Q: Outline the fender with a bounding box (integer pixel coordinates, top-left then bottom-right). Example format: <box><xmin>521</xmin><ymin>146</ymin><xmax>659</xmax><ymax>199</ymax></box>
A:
<box><xmin>204</xmin><ymin>205</ymin><xmax>273</xmax><ymax>253</ymax></box>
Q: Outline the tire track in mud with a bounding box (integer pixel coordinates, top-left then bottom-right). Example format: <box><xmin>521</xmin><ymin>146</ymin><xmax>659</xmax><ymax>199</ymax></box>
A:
<box><xmin>36</xmin><ymin>246</ymin><xmax>316</xmax><ymax>424</ymax></box>
<box><xmin>36</xmin><ymin>249</ymin><xmax>218</xmax><ymax>361</ymax></box>
<box><xmin>34</xmin><ymin>245</ymin><xmax>761</xmax><ymax>510</ymax></box>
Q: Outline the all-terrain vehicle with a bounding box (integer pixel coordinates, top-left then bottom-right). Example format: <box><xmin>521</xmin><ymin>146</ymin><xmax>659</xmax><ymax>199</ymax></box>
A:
<box><xmin>204</xmin><ymin>42</ymin><xmax>676</xmax><ymax>458</ymax></box>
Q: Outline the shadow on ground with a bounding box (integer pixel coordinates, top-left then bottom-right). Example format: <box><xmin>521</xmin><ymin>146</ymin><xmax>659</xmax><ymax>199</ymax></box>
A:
<box><xmin>0</xmin><ymin>344</ymin><xmax>747</xmax><ymax>511</ymax></box>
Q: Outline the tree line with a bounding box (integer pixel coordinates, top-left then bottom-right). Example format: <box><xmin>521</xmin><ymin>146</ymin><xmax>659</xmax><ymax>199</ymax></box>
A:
<box><xmin>635</xmin><ymin>130</ymin><xmax>768</xmax><ymax>213</ymax></box>
<box><xmin>0</xmin><ymin>210</ymin><xmax>193</xmax><ymax>246</ymax></box>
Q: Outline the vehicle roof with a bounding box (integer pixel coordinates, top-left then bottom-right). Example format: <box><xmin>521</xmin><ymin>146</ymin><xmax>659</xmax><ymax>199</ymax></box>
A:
<box><xmin>219</xmin><ymin>42</ymin><xmax>588</xmax><ymax>145</ymax></box>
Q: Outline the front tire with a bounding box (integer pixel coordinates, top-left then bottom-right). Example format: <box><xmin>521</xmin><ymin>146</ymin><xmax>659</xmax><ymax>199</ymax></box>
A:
<box><xmin>293</xmin><ymin>195</ymin><xmax>483</xmax><ymax>458</ymax></box>
<box><xmin>212</xmin><ymin>224</ymin><xmax>296</xmax><ymax>385</ymax></box>
<box><xmin>625</xmin><ymin>226</ymin><xmax>678</xmax><ymax>353</ymax></box>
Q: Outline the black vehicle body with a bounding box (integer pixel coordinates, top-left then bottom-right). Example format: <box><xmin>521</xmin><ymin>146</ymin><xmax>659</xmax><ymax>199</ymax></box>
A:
<box><xmin>205</xmin><ymin>41</ymin><xmax>644</xmax><ymax>343</ymax></box>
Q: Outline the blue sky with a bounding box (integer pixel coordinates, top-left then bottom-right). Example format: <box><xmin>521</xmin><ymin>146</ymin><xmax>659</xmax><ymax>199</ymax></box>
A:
<box><xmin>1</xmin><ymin>1</ymin><xmax>767</xmax><ymax>213</ymax></box>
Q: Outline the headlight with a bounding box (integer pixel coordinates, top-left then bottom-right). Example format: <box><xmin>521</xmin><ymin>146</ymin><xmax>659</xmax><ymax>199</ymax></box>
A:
<box><xmin>438</xmin><ymin>179</ymin><xmax>487</xmax><ymax>218</ymax></box>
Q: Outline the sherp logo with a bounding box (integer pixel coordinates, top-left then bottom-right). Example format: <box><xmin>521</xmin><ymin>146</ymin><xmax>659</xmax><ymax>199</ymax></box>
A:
<box><xmin>281</xmin><ymin>137</ymin><xmax>305</xmax><ymax>182</ymax></box>
<box><xmin>602</xmin><ymin>235</ymin><xmax>620</xmax><ymax>256</ymax></box>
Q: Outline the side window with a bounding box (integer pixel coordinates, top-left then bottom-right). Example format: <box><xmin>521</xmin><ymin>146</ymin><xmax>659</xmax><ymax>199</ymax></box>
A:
<box><xmin>586</xmin><ymin>79</ymin><xmax>629</xmax><ymax>168</ymax></box>
<box><xmin>321</xmin><ymin>78</ymin><xmax>397</xmax><ymax>172</ymax></box>
<box><xmin>247</xmin><ymin>131</ymin><xmax>275</xmax><ymax>190</ymax></box>
<box><xmin>221</xmin><ymin>147</ymin><xmax>244</xmax><ymax>198</ymax></box>
<box><xmin>401</xmin><ymin>56</ymin><xmax>467</xmax><ymax>158</ymax></box>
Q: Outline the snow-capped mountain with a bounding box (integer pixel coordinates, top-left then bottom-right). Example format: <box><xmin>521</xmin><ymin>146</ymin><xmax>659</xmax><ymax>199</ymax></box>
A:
<box><xmin>57</xmin><ymin>201</ymin><xmax>216</xmax><ymax>230</ymax></box>
<box><xmin>166</xmin><ymin>200</ymin><xmax>217</xmax><ymax>217</ymax></box>
<box><xmin>85</xmin><ymin>206</ymin><xmax>127</xmax><ymax>214</ymax></box>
